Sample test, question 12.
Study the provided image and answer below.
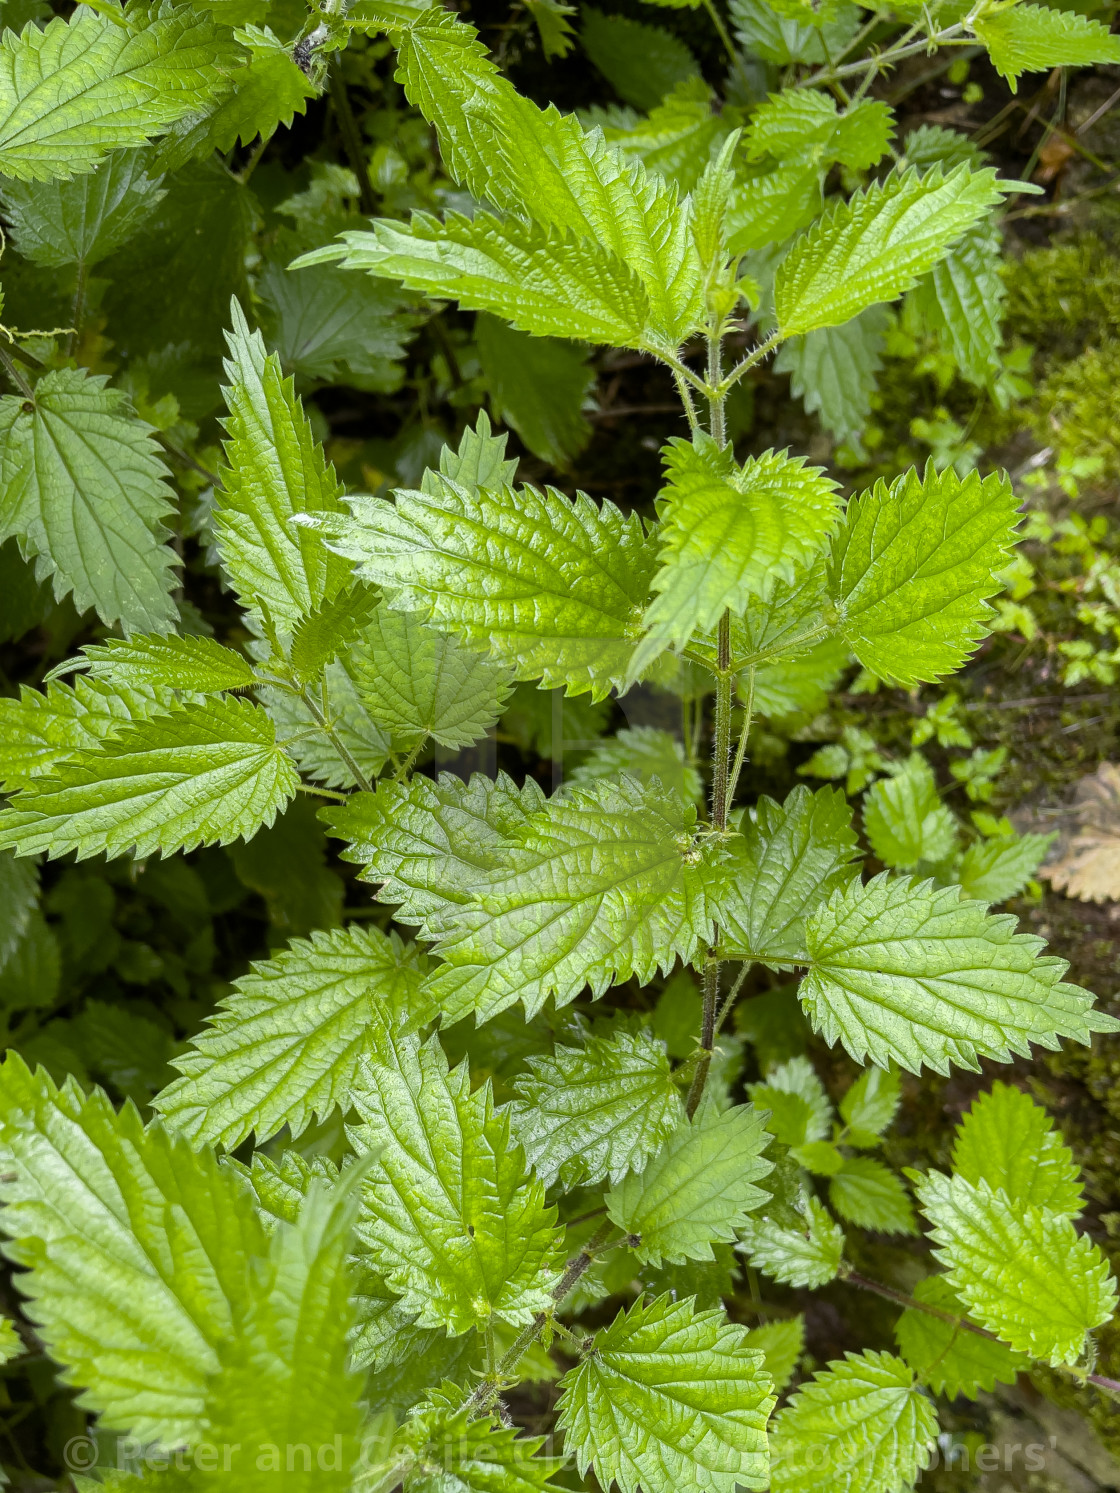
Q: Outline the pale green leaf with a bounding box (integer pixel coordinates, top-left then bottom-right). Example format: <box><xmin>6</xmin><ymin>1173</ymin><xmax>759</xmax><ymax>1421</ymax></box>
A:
<box><xmin>774</xmin><ymin>165</ymin><xmax>1009</xmax><ymax>336</ymax></box>
<box><xmin>0</xmin><ymin>1316</ymin><xmax>19</xmax><ymax>1365</ymax></box>
<box><xmin>894</xmin><ymin>1275</ymin><xmax>1027</xmax><ymax>1398</ymax></box>
<box><xmin>154</xmin><ymin>926</ymin><xmax>431</xmax><ymax>1151</ymax></box>
<box><xmin>0</xmin><ymin>146</ymin><xmax>164</xmax><ymax>267</ymax></box>
<box><xmin>633</xmin><ymin>437</ymin><xmax>838</xmax><ymax>672</ymax></box>
<box><xmin>316</xmin><ymin>473</ymin><xmax>656</xmax><ymax>699</ymax></box>
<box><xmin>718</xmin><ymin>784</ymin><xmax>859</xmax><ymax>966</ymax></box>
<box><xmin>475</xmin><ymin>314</ymin><xmax>594</xmax><ymax>468</ymax></box>
<box><xmin>829</xmin><ymin>1156</ymin><xmax>916</xmax><ymax>1234</ymax></box>
<box><xmin>599</xmin><ymin>78</ymin><xmax>729</xmax><ymax>194</ymax></box>
<box><xmin>914</xmin><ymin>1170</ymin><xmax>1116</xmax><ymax>1366</ymax></box>
<box><xmin>829</xmin><ymin>463</ymin><xmax>1020</xmax><ymax>686</ymax></box>
<box><xmin>746</xmin><ymin>1316</ymin><xmax>804</xmax><ymax>1393</ymax></box>
<box><xmin>863</xmin><ymin>755</ymin><xmax>958</xmax><ymax>870</ymax></box>
<box><xmin>216</xmin><ymin>300</ymin><xmax>350</xmax><ymax>632</ymax></box>
<box><xmin>568</xmin><ymin>724</ymin><xmax>703</xmax><ymax>805</ymax></box>
<box><xmin>973</xmin><ymin>3</ymin><xmax>1120</xmax><ymax>89</ymax></box>
<box><xmin>0</xmin><ymin>1</ymin><xmax>243</xmax><ymax>183</ymax></box>
<box><xmin>396</xmin><ymin>1400</ymin><xmax>566</xmax><ymax>1493</ymax></box>
<box><xmin>746</xmin><ymin>92</ymin><xmax>893</xmax><ymax>171</ymax></box>
<box><xmin>557</xmin><ymin>1293</ymin><xmax>774</xmax><ymax>1493</ymax></box>
<box><xmin>433</xmin><ymin>408</ymin><xmax>519</xmax><ymax>492</ymax></box>
<box><xmin>300</xmin><ymin>210</ymin><xmax>655</xmax><ymax>350</ymax></box>
<box><xmin>802</xmin><ymin>873</ymin><xmax>1116</xmax><ymax>1075</ymax></box>
<box><xmin>261</xmin><ymin>659</ymin><xmax>391</xmax><ymax>790</ymax></box>
<box><xmin>958</xmin><ymin>831</ymin><xmax>1053</xmax><ymax>904</ymax></box>
<box><xmin>349</xmin><ymin>607</ymin><xmax>513</xmax><ymax>748</ymax></box>
<box><xmin>324</xmin><ymin>771</ymin><xmax>546</xmax><ymax>929</ymax></box>
<box><xmin>749</xmin><ymin>637</ymin><xmax>846</xmax><ymax>716</ymax></box>
<box><xmin>606</xmin><ymin>1101</ymin><xmax>772</xmax><ymax>1265</ymax></box>
<box><xmin>0</xmin><ymin>1053</ymin><xmax>266</xmax><ymax>1444</ymax></box>
<box><xmin>0</xmin><ymin>367</ymin><xmax>177</xmax><ymax>631</ymax></box>
<box><xmin>348</xmin><ymin>1019</ymin><xmax>562</xmax><ymax>1334</ymax></box>
<box><xmin>510</xmin><ymin>1028</ymin><xmax>682</xmax><ymax>1189</ymax></box>
<box><xmin>839</xmin><ymin>1064</ymin><xmax>901</xmax><ymax>1140</ymax></box>
<box><xmin>951</xmin><ymin>1081</ymin><xmax>1083</xmax><ymax>1217</ymax></box>
<box><xmin>747</xmin><ymin>1055</ymin><xmax>832</xmax><ymax>1148</ymax></box>
<box><xmin>770</xmin><ymin>1349</ymin><xmax>937</xmax><ymax>1493</ymax></box>
<box><xmin>288</xmin><ymin>584</ymin><xmax>380</xmax><ymax>684</ymax></box>
<box><xmin>773</xmin><ymin>306</ymin><xmax>888</xmax><ymax>443</ymax></box>
<box><xmin>0</xmin><ymin>696</ymin><xmax>299</xmax><ymax>861</ymax></box>
<box><xmin>0</xmin><ymin>676</ymin><xmax>178</xmax><ymax>791</ymax></box>
<box><xmin>72</xmin><ymin>633</ymin><xmax>256</xmax><ymax>693</ymax></box>
<box><xmin>738</xmin><ymin>1196</ymin><xmax>844</xmax><ymax>1288</ymax></box>
<box><xmin>581</xmin><ymin>6</ymin><xmax>698</xmax><ymax>111</ymax></box>
<box><xmin>424</xmin><ymin>777</ymin><xmax>721</xmax><ymax>1024</ymax></box>
<box><xmin>726</xmin><ymin>161</ymin><xmax>822</xmax><ymax>254</ymax></box>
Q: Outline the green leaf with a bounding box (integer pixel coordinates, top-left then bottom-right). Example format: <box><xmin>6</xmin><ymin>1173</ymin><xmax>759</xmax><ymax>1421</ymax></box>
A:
<box><xmin>424</xmin><ymin>778</ymin><xmax>721</xmax><ymax>1025</ymax></box>
<box><xmin>301</xmin><ymin>210</ymin><xmax>655</xmax><ymax>350</ymax></box>
<box><xmin>602</xmin><ymin>79</ymin><xmax>730</xmax><ymax>195</ymax></box>
<box><xmin>510</xmin><ymin>1028</ymin><xmax>682</xmax><ymax>1189</ymax></box>
<box><xmin>316</xmin><ymin>473</ymin><xmax>656</xmax><ymax>699</ymax></box>
<box><xmin>0</xmin><ymin>849</ymin><xmax>36</xmax><ymax>967</ymax></box>
<box><xmin>726</xmin><ymin>161</ymin><xmax>822</xmax><ymax>254</ymax></box>
<box><xmin>739</xmin><ymin>1196</ymin><xmax>845</xmax><ymax>1288</ymax></box>
<box><xmin>325</xmin><ymin>771</ymin><xmax>546</xmax><ymax>929</ymax></box>
<box><xmin>746</xmin><ymin>92</ymin><xmax>893</xmax><ymax>171</ymax></box>
<box><xmin>259</xmin><ymin>255</ymin><xmax>421</xmax><ymax>393</ymax></box>
<box><xmin>580</xmin><ymin>6</ymin><xmax>698</xmax><ymax>111</ymax></box>
<box><xmin>605</xmin><ymin>1101</ymin><xmax>772</xmax><ymax>1265</ymax></box>
<box><xmin>973</xmin><ymin>3</ymin><xmax>1120</xmax><ymax>90</ymax></box>
<box><xmin>770</xmin><ymin>1349</ymin><xmax>937</xmax><ymax>1493</ymax></box>
<box><xmin>184</xmin><ymin>24</ymin><xmax>315</xmax><ymax>154</ymax></box>
<box><xmin>0</xmin><ymin>696</ymin><xmax>299</xmax><ymax>861</ymax></box>
<box><xmin>0</xmin><ymin>913</ymin><xmax>67</xmax><ymax>1022</ymax></box>
<box><xmin>829</xmin><ymin>463</ymin><xmax>1020</xmax><ymax>686</ymax></box>
<box><xmin>0</xmin><ymin>366</ymin><xmax>177</xmax><ymax>631</ymax></box>
<box><xmin>154</xmin><ymin>925</ymin><xmax>430</xmax><ymax>1151</ymax></box>
<box><xmin>894</xmin><ymin>1275</ymin><xmax>1027</xmax><ymax>1398</ymax></box>
<box><xmin>261</xmin><ymin>660</ymin><xmax>391</xmax><ymax>790</ymax></box>
<box><xmin>72</xmin><ymin>632</ymin><xmax>256</xmax><ymax>693</ymax></box>
<box><xmin>828</xmin><ymin>1156</ymin><xmax>915</xmax><ymax>1234</ymax></box>
<box><xmin>802</xmin><ymin>873</ymin><xmax>1116</xmax><ymax>1075</ymax></box>
<box><xmin>914</xmin><ymin>1170</ymin><xmax>1116</xmax><ymax>1366</ymax></box>
<box><xmin>773</xmin><ymin>307</ymin><xmax>888</xmax><ymax>443</ymax></box>
<box><xmin>839</xmin><ymin>1064</ymin><xmax>901</xmax><ymax>1140</ymax></box>
<box><xmin>475</xmin><ymin>314</ymin><xmax>594</xmax><ymax>468</ymax></box>
<box><xmin>731</xmin><ymin>0</ymin><xmax>862</xmax><ymax>63</ymax></box>
<box><xmin>395</xmin><ymin>1400</ymin><xmax>566</xmax><ymax>1493</ymax></box>
<box><xmin>216</xmin><ymin>300</ymin><xmax>350</xmax><ymax>632</ymax></box>
<box><xmin>906</xmin><ymin>221</ymin><xmax>1004</xmax><ymax>387</ymax></box>
<box><xmin>288</xmin><ymin>584</ymin><xmax>380</xmax><ymax>684</ymax></box>
<box><xmin>951</xmin><ymin>1081</ymin><xmax>1083</xmax><ymax>1217</ymax></box>
<box><xmin>718</xmin><ymin>784</ymin><xmax>859</xmax><ymax>966</ymax></box>
<box><xmin>0</xmin><ymin>676</ymin><xmax>176</xmax><ymax>791</ymax></box>
<box><xmin>862</xmin><ymin>755</ymin><xmax>958</xmax><ymax>870</ymax></box>
<box><xmin>0</xmin><ymin>1053</ymin><xmax>267</xmax><ymax>1444</ymax></box>
<box><xmin>0</xmin><ymin>146</ymin><xmax>164</xmax><ymax>267</ymax></box>
<box><xmin>0</xmin><ymin>1316</ymin><xmax>19</xmax><ymax>1365</ymax></box>
<box><xmin>0</xmin><ymin>1</ymin><xmax>243</xmax><ymax>183</ymax></box>
<box><xmin>349</xmin><ymin>607</ymin><xmax>513</xmax><ymax>748</ymax></box>
<box><xmin>633</xmin><ymin>437</ymin><xmax>838</xmax><ymax>672</ymax></box>
<box><xmin>958</xmin><ymin>831</ymin><xmax>1052</xmax><ymax>903</ymax></box>
<box><xmin>746</xmin><ymin>1316</ymin><xmax>804</xmax><ymax>1393</ymax></box>
<box><xmin>204</xmin><ymin>1164</ymin><xmax>368</xmax><ymax>1493</ymax></box>
<box><xmin>569</xmin><ymin>724</ymin><xmax>703</xmax><ymax>806</ymax></box>
<box><xmin>435</xmin><ymin>408</ymin><xmax>520</xmax><ymax>492</ymax></box>
<box><xmin>557</xmin><ymin>1293</ymin><xmax>775</xmax><ymax>1493</ymax></box>
<box><xmin>348</xmin><ymin>1019</ymin><xmax>562</xmax><ymax>1334</ymax></box>
<box><xmin>748</xmin><ymin>1055</ymin><xmax>832</xmax><ymax>1149</ymax></box>
<box><xmin>774</xmin><ymin>165</ymin><xmax>1009</xmax><ymax>336</ymax></box>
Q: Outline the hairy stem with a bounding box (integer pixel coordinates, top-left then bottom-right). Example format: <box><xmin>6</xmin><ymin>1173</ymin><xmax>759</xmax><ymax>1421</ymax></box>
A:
<box><xmin>726</xmin><ymin>664</ymin><xmax>755</xmax><ymax>810</ymax></box>
<box><xmin>719</xmin><ymin>332</ymin><xmax>781</xmax><ymax>397</ymax></box>
<box><xmin>466</xmin><ymin>1222</ymin><xmax>615</xmax><ymax>1412</ymax></box>
<box><xmin>840</xmin><ymin>1266</ymin><xmax>1120</xmax><ymax>1401</ymax></box>
<box><xmin>299</xmin><ymin>686</ymin><xmax>373</xmax><ymax>792</ymax></box>
<box><xmin>392</xmin><ymin>737</ymin><xmax>426</xmax><ymax>783</ymax></box>
<box><xmin>66</xmin><ymin>260</ymin><xmax>87</xmax><ymax>360</ymax></box>
<box><xmin>329</xmin><ymin>63</ymin><xmax>377</xmax><ymax>216</ymax></box>
<box><xmin>0</xmin><ymin>346</ymin><xmax>34</xmax><ymax>400</ymax></box>
<box><xmin>798</xmin><ymin>23</ymin><xmax>968</xmax><ymax>88</ymax></box>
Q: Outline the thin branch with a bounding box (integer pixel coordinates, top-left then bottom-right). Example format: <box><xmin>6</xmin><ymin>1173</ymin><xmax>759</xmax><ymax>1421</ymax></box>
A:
<box><xmin>300</xmin><ymin>686</ymin><xmax>373</xmax><ymax>792</ymax></box>
<box><xmin>329</xmin><ymin>63</ymin><xmax>377</xmax><ymax>216</ymax></box>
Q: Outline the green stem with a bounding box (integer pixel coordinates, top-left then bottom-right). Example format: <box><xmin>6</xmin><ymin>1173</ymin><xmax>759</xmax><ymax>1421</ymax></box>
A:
<box><xmin>707</xmin><ymin>336</ymin><xmax>726</xmax><ymax>446</ymax></box>
<box><xmin>329</xmin><ymin>63</ymin><xmax>377</xmax><ymax>216</ymax></box>
<box><xmin>726</xmin><ymin>664</ymin><xmax>754</xmax><ymax>810</ymax></box>
<box><xmin>392</xmin><ymin>737</ymin><xmax>426</xmax><ymax>783</ymax></box>
<box><xmin>718</xmin><ymin>332</ymin><xmax>781</xmax><ymax>397</ymax></box>
<box><xmin>465</xmin><ymin>1222</ymin><xmax>615</xmax><ymax>1413</ymax></box>
<box><xmin>300</xmin><ymin>686</ymin><xmax>373</xmax><ymax>792</ymax></box>
<box><xmin>0</xmin><ymin>346</ymin><xmax>34</xmax><ymax>400</ymax></box>
<box><xmin>672</xmin><ymin>369</ymin><xmax>701</xmax><ymax>432</ymax></box>
<box><xmin>700</xmin><ymin>0</ymin><xmax>739</xmax><ymax>70</ymax></box>
<box><xmin>797</xmin><ymin>23</ymin><xmax>967</xmax><ymax>88</ymax></box>
<box><xmin>713</xmin><ymin>962</ymin><xmax>750</xmax><ymax>1039</ymax></box>
<box><xmin>66</xmin><ymin>260</ymin><xmax>87</xmax><ymax>361</ymax></box>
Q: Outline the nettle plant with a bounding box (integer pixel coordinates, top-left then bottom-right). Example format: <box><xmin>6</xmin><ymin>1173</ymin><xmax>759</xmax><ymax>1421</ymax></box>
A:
<box><xmin>4</xmin><ymin>1</ymin><xmax>1120</xmax><ymax>1491</ymax></box>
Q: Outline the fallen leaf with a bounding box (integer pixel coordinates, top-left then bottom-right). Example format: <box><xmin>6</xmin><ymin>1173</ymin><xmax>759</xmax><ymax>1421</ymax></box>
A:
<box><xmin>1044</xmin><ymin>762</ymin><xmax>1120</xmax><ymax>902</ymax></box>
